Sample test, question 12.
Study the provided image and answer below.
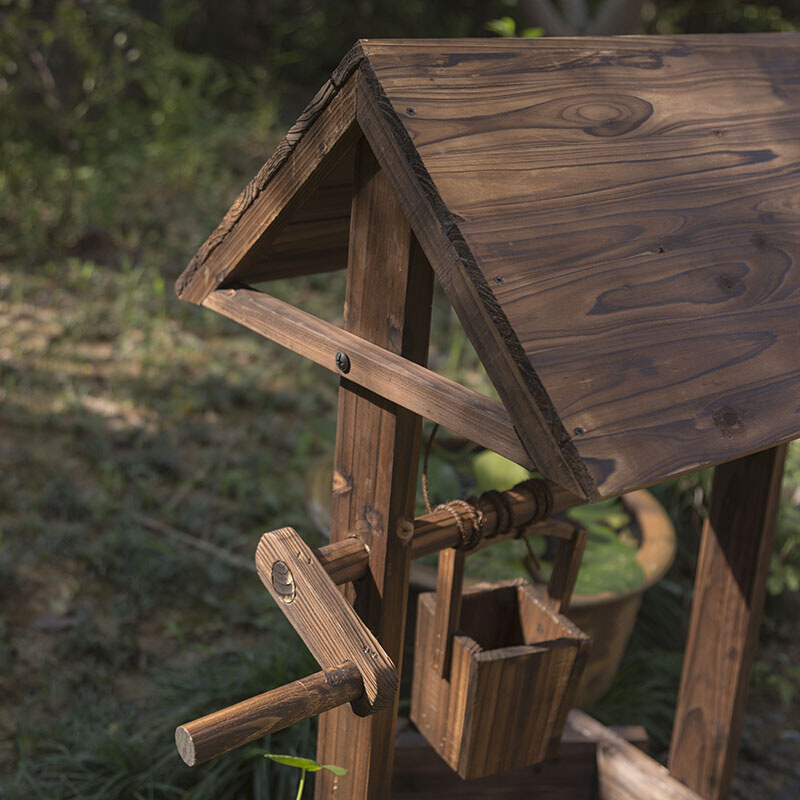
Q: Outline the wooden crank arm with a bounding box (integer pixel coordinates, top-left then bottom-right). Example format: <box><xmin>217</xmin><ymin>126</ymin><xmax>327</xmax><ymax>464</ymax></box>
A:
<box><xmin>176</xmin><ymin>661</ymin><xmax>363</xmax><ymax>766</ymax></box>
<box><xmin>175</xmin><ymin>478</ymin><xmax>581</xmax><ymax>767</ymax></box>
<box><xmin>176</xmin><ymin>528</ymin><xmax>399</xmax><ymax>768</ymax></box>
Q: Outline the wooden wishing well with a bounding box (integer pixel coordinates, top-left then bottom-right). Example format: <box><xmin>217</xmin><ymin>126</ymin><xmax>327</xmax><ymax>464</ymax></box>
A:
<box><xmin>172</xmin><ymin>34</ymin><xmax>800</xmax><ymax>800</ymax></box>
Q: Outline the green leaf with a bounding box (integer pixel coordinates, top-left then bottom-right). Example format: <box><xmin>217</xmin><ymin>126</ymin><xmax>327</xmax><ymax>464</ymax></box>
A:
<box><xmin>265</xmin><ymin>754</ymin><xmax>323</xmax><ymax>772</ymax></box>
<box><xmin>321</xmin><ymin>764</ymin><xmax>348</xmax><ymax>776</ymax></box>
<box><xmin>472</xmin><ymin>450</ymin><xmax>531</xmax><ymax>494</ymax></box>
<box><xmin>485</xmin><ymin>16</ymin><xmax>517</xmax><ymax>37</ymax></box>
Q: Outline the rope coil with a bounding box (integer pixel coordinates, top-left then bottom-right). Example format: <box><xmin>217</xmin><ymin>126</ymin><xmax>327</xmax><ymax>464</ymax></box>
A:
<box><xmin>421</xmin><ymin>425</ymin><xmax>554</xmax><ymax>552</ymax></box>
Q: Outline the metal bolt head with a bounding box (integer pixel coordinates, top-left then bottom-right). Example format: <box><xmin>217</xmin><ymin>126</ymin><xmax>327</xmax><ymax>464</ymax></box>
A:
<box><xmin>335</xmin><ymin>351</ymin><xmax>351</xmax><ymax>374</ymax></box>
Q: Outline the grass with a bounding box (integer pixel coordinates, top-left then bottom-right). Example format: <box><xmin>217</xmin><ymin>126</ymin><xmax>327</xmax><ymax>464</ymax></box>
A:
<box><xmin>0</xmin><ymin>257</ymin><xmax>340</xmax><ymax>797</ymax></box>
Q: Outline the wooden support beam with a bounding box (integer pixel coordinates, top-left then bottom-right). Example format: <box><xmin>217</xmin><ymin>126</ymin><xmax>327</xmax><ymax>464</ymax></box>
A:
<box><xmin>203</xmin><ymin>286</ymin><xmax>532</xmax><ymax>470</ymax></box>
<box><xmin>668</xmin><ymin>445</ymin><xmax>786</xmax><ymax>799</ymax></box>
<box><xmin>570</xmin><ymin>711</ymin><xmax>703</xmax><ymax>800</ymax></box>
<box><xmin>392</xmin><ymin>711</ymin><xmax>651</xmax><ymax>799</ymax></box>
<box><xmin>315</xmin><ymin>140</ymin><xmax>434</xmax><ymax>799</ymax></box>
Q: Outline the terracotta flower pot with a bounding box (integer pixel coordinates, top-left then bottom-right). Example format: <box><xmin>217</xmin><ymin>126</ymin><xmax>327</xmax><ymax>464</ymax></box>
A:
<box><xmin>562</xmin><ymin>490</ymin><xmax>676</xmax><ymax>706</ymax></box>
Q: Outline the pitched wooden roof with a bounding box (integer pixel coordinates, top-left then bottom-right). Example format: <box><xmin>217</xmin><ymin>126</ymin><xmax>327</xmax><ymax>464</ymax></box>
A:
<box><xmin>177</xmin><ymin>34</ymin><xmax>800</xmax><ymax>499</ymax></box>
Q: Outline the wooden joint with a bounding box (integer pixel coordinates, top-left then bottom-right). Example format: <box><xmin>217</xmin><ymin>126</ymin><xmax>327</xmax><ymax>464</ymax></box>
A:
<box><xmin>256</xmin><ymin>527</ymin><xmax>398</xmax><ymax>715</ymax></box>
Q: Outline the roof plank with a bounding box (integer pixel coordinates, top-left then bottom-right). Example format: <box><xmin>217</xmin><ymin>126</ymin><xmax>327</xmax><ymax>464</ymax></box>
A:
<box><xmin>179</xmin><ymin>34</ymin><xmax>800</xmax><ymax>498</ymax></box>
<box><xmin>175</xmin><ymin>47</ymin><xmax>363</xmax><ymax>303</ymax></box>
<box><xmin>360</xmin><ymin>34</ymin><xmax>800</xmax><ymax>495</ymax></box>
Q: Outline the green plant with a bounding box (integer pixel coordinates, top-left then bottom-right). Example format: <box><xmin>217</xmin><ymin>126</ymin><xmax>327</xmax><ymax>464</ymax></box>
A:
<box><xmin>459</xmin><ymin>450</ymin><xmax>644</xmax><ymax>595</ymax></box>
<box><xmin>264</xmin><ymin>754</ymin><xmax>347</xmax><ymax>800</ymax></box>
<box><xmin>0</xmin><ymin>0</ymin><xmax>276</xmax><ymax>263</ymax></box>
<box><xmin>768</xmin><ymin>443</ymin><xmax>800</xmax><ymax>595</ymax></box>
<box><xmin>565</xmin><ymin>500</ymin><xmax>644</xmax><ymax>595</ymax></box>
<box><xmin>485</xmin><ymin>15</ymin><xmax>543</xmax><ymax>37</ymax></box>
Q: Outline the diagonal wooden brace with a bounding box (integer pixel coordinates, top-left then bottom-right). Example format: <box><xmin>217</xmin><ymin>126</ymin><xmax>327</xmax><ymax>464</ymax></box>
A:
<box><xmin>255</xmin><ymin>527</ymin><xmax>398</xmax><ymax>717</ymax></box>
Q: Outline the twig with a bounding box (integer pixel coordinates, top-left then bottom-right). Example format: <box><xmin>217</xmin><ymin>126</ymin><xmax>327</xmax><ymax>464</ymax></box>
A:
<box><xmin>133</xmin><ymin>512</ymin><xmax>256</xmax><ymax>573</ymax></box>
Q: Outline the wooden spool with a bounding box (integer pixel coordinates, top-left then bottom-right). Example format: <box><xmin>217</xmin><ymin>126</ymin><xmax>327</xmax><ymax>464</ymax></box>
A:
<box><xmin>411</xmin><ymin>522</ymin><xmax>591</xmax><ymax>780</ymax></box>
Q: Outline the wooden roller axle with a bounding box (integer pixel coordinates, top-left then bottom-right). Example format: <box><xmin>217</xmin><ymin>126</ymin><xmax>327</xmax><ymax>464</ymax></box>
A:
<box><xmin>175</xmin><ymin>661</ymin><xmax>363</xmax><ymax>766</ymax></box>
<box><xmin>315</xmin><ymin>479</ymin><xmax>582</xmax><ymax>584</ymax></box>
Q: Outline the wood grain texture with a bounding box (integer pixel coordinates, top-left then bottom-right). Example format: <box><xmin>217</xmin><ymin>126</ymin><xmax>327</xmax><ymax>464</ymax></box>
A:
<box><xmin>243</xmin><ymin>150</ymin><xmax>354</xmax><ymax>282</ymax></box>
<box><xmin>315</xmin><ymin>141</ymin><xmax>434</xmax><ymax>799</ymax></box>
<box><xmin>174</xmin><ymin>662</ymin><xmax>363</xmax><ymax>766</ymax></box>
<box><xmin>355</xmin><ymin>59</ymin><xmax>590</xmax><ymax>499</ymax></box>
<box><xmin>313</xmin><ymin>537</ymin><xmax>370</xmax><ymax>585</ymax></box>
<box><xmin>431</xmin><ymin>546</ymin><xmax>466</xmax><ymax>678</ymax></box>
<box><xmin>411</xmin><ymin>480</ymin><xmax>583</xmax><ymax>559</ymax></box>
<box><xmin>358</xmin><ymin>34</ymin><xmax>800</xmax><ymax>497</ymax></box>
<box><xmin>668</xmin><ymin>445</ymin><xmax>786</xmax><ymax>799</ymax></box>
<box><xmin>571</xmin><ymin>711</ymin><xmax>703</xmax><ymax>800</ymax></box>
<box><xmin>203</xmin><ymin>286</ymin><xmax>532</xmax><ymax>468</ymax></box>
<box><xmin>544</xmin><ymin>524</ymin><xmax>589</xmax><ymax>615</ymax></box>
<box><xmin>311</xmin><ymin>479</ymin><xmax>583</xmax><ymax>587</ymax></box>
<box><xmin>182</xmin><ymin>35</ymin><xmax>800</xmax><ymax>498</ymax></box>
<box><xmin>255</xmin><ymin>527</ymin><xmax>396</xmax><ymax>715</ymax></box>
<box><xmin>535</xmin><ymin>524</ymin><xmax>593</xmax><ymax>758</ymax></box>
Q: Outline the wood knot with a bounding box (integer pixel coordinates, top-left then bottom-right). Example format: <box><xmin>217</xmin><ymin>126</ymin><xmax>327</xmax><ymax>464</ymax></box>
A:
<box><xmin>713</xmin><ymin>406</ymin><xmax>745</xmax><ymax>439</ymax></box>
<box><xmin>332</xmin><ymin>469</ymin><xmax>351</xmax><ymax>495</ymax></box>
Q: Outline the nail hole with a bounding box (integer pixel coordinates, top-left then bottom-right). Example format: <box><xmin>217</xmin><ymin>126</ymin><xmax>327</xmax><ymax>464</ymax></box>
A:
<box><xmin>494</xmin><ymin>275</ymin><xmax>504</xmax><ymax>285</ymax></box>
<box><xmin>573</xmin><ymin>426</ymin><xmax>586</xmax><ymax>436</ymax></box>
<box><xmin>406</xmin><ymin>107</ymin><xmax>416</xmax><ymax>115</ymax></box>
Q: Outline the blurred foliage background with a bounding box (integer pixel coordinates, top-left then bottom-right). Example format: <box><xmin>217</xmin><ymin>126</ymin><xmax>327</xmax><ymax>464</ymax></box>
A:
<box><xmin>1</xmin><ymin>0</ymin><xmax>800</xmax><ymax>798</ymax></box>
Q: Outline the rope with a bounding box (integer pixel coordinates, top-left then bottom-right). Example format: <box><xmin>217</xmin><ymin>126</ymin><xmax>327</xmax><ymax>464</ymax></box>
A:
<box><xmin>422</xmin><ymin>425</ymin><xmax>485</xmax><ymax>551</ymax></box>
<box><xmin>478</xmin><ymin>489</ymin><xmax>513</xmax><ymax>540</ymax></box>
<box><xmin>420</xmin><ymin>426</ymin><xmax>554</xmax><ymax>553</ymax></box>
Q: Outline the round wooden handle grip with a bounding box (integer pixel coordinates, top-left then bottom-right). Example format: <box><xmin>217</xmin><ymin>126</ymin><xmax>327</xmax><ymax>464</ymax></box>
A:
<box><xmin>175</xmin><ymin>661</ymin><xmax>364</xmax><ymax>766</ymax></box>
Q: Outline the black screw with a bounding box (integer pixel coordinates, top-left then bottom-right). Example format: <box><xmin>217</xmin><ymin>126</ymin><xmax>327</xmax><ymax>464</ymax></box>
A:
<box><xmin>406</xmin><ymin>107</ymin><xmax>416</xmax><ymax>115</ymax></box>
<box><xmin>573</xmin><ymin>426</ymin><xmax>586</xmax><ymax>436</ymax></box>
<box><xmin>494</xmin><ymin>275</ymin><xmax>504</xmax><ymax>285</ymax></box>
<box><xmin>335</xmin><ymin>351</ymin><xmax>351</xmax><ymax>374</ymax></box>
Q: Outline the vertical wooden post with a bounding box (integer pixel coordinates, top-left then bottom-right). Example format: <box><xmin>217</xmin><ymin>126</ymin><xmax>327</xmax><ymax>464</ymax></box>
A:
<box><xmin>315</xmin><ymin>139</ymin><xmax>434</xmax><ymax>799</ymax></box>
<box><xmin>668</xmin><ymin>445</ymin><xmax>786</xmax><ymax>799</ymax></box>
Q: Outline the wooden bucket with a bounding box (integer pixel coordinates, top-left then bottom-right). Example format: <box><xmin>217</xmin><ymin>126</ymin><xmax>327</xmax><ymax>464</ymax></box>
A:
<box><xmin>410</xmin><ymin>526</ymin><xmax>590</xmax><ymax>780</ymax></box>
